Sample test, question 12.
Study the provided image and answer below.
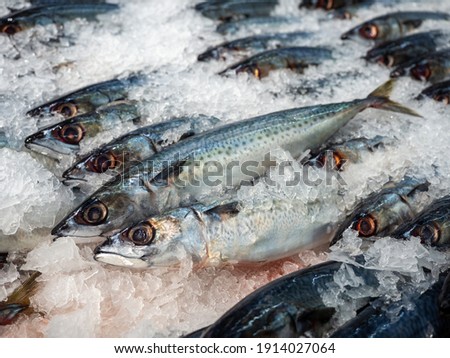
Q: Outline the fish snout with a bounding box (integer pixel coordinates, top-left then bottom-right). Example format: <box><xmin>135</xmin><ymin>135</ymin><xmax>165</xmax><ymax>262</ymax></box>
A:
<box><xmin>24</xmin><ymin>131</ymin><xmax>45</xmax><ymax>149</ymax></box>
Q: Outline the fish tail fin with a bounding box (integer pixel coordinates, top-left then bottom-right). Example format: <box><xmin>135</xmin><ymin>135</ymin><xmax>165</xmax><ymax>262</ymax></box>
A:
<box><xmin>6</xmin><ymin>272</ymin><xmax>41</xmax><ymax>307</ymax></box>
<box><xmin>366</xmin><ymin>79</ymin><xmax>422</xmax><ymax>118</ymax></box>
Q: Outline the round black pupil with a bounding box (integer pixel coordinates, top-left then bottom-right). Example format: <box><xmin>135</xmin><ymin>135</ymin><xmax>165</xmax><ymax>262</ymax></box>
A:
<box><xmin>360</xmin><ymin>218</ymin><xmax>372</xmax><ymax>234</ymax></box>
<box><xmin>60</xmin><ymin>105</ymin><xmax>74</xmax><ymax>116</ymax></box>
<box><xmin>63</xmin><ymin>126</ymin><xmax>79</xmax><ymax>141</ymax></box>
<box><xmin>5</xmin><ymin>25</ymin><xmax>17</xmax><ymax>35</ymax></box>
<box><xmin>88</xmin><ymin>207</ymin><xmax>102</xmax><ymax>222</ymax></box>
<box><xmin>421</xmin><ymin>225</ymin><xmax>437</xmax><ymax>243</ymax></box>
<box><xmin>97</xmin><ymin>155</ymin><xmax>111</xmax><ymax>172</ymax></box>
<box><xmin>133</xmin><ymin>228</ymin><xmax>147</xmax><ymax>243</ymax></box>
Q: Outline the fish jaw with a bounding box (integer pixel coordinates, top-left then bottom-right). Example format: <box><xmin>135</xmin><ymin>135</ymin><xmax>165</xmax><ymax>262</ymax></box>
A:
<box><xmin>24</xmin><ymin>129</ymin><xmax>78</xmax><ymax>156</ymax></box>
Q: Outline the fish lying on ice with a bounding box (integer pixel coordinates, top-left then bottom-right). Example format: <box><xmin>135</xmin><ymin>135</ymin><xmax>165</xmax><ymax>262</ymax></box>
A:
<box><xmin>51</xmin><ymin>80</ymin><xmax>421</xmax><ymax>238</ymax></box>
<box><xmin>25</xmin><ymin>100</ymin><xmax>140</xmax><ymax>158</ymax></box>
<box><xmin>417</xmin><ymin>80</ymin><xmax>450</xmax><ymax>104</ymax></box>
<box><xmin>194</xmin><ymin>0</ymin><xmax>278</xmax><ymax>21</ymax></box>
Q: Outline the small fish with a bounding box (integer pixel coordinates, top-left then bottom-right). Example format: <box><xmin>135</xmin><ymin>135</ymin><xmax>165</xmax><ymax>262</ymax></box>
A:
<box><xmin>52</xmin><ymin>80</ymin><xmax>421</xmax><ymax>238</ymax></box>
<box><xmin>390</xmin><ymin>49</ymin><xmax>450</xmax><ymax>83</ymax></box>
<box><xmin>62</xmin><ymin>115</ymin><xmax>220</xmax><ymax>184</ymax></box>
<box><xmin>94</xmin><ymin>196</ymin><xmax>339</xmax><ymax>268</ymax></box>
<box><xmin>392</xmin><ymin>195</ymin><xmax>450</xmax><ymax>248</ymax></box>
<box><xmin>417</xmin><ymin>80</ymin><xmax>450</xmax><ymax>104</ymax></box>
<box><xmin>27</xmin><ymin>73</ymin><xmax>146</xmax><ymax>119</ymax></box>
<box><xmin>330</xmin><ymin>177</ymin><xmax>429</xmax><ymax>246</ymax></box>
<box><xmin>0</xmin><ymin>272</ymin><xmax>40</xmax><ymax>326</ymax></box>
<box><xmin>341</xmin><ymin>11</ymin><xmax>450</xmax><ymax>43</ymax></box>
<box><xmin>299</xmin><ymin>0</ymin><xmax>367</xmax><ymax>11</ymax></box>
<box><xmin>197</xmin><ymin>31</ymin><xmax>312</xmax><ymax>62</ymax></box>
<box><xmin>365</xmin><ymin>31</ymin><xmax>447</xmax><ymax>68</ymax></box>
<box><xmin>219</xmin><ymin>47</ymin><xmax>333</xmax><ymax>78</ymax></box>
<box><xmin>195</xmin><ymin>0</ymin><xmax>278</xmax><ymax>21</ymax></box>
<box><xmin>197</xmin><ymin>260</ymin><xmax>378</xmax><ymax>337</ymax></box>
<box><xmin>306</xmin><ymin>135</ymin><xmax>386</xmax><ymax>171</ymax></box>
<box><xmin>331</xmin><ymin>270</ymin><xmax>450</xmax><ymax>338</ymax></box>
<box><xmin>216</xmin><ymin>16</ymin><xmax>292</xmax><ymax>35</ymax></box>
<box><xmin>24</xmin><ymin>100</ymin><xmax>140</xmax><ymax>157</ymax></box>
<box><xmin>0</xmin><ymin>3</ymin><xmax>119</xmax><ymax>36</ymax></box>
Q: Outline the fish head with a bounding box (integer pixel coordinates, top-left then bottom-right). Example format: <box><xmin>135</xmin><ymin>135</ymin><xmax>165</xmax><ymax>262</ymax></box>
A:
<box><xmin>299</xmin><ymin>0</ymin><xmax>336</xmax><ymax>10</ymax></box>
<box><xmin>405</xmin><ymin>219</ymin><xmax>450</xmax><ymax>248</ymax></box>
<box><xmin>197</xmin><ymin>47</ymin><xmax>222</xmax><ymax>61</ymax></box>
<box><xmin>94</xmin><ymin>209</ymin><xmax>193</xmax><ymax>268</ymax></box>
<box><xmin>24</xmin><ymin>119</ymin><xmax>86</xmax><ymax>157</ymax></box>
<box><xmin>308</xmin><ymin>149</ymin><xmax>348</xmax><ymax>171</ymax></box>
<box><xmin>52</xmin><ymin>176</ymin><xmax>150</xmax><ymax>237</ymax></box>
<box><xmin>341</xmin><ymin>19</ymin><xmax>389</xmax><ymax>43</ymax></box>
<box><xmin>0</xmin><ymin>304</ymin><xmax>27</xmax><ymax>325</ymax></box>
<box><xmin>27</xmin><ymin>99</ymin><xmax>84</xmax><ymax>118</ymax></box>
<box><xmin>0</xmin><ymin>17</ymin><xmax>23</xmax><ymax>36</ymax></box>
<box><xmin>63</xmin><ymin>146</ymin><xmax>123</xmax><ymax>182</ymax></box>
<box><xmin>365</xmin><ymin>46</ymin><xmax>397</xmax><ymax>67</ymax></box>
<box><xmin>390</xmin><ymin>58</ymin><xmax>441</xmax><ymax>82</ymax></box>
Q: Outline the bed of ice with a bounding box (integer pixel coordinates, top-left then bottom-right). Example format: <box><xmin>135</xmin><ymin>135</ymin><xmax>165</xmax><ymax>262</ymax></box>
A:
<box><xmin>0</xmin><ymin>0</ymin><xmax>449</xmax><ymax>337</ymax></box>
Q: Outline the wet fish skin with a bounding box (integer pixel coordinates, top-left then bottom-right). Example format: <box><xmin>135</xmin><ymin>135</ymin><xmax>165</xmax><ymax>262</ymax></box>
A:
<box><xmin>195</xmin><ymin>0</ymin><xmax>278</xmax><ymax>20</ymax></box>
<box><xmin>365</xmin><ymin>31</ymin><xmax>446</xmax><ymax>68</ymax></box>
<box><xmin>0</xmin><ymin>3</ymin><xmax>119</xmax><ymax>35</ymax></box>
<box><xmin>330</xmin><ymin>177</ymin><xmax>429</xmax><ymax>246</ymax></box>
<box><xmin>52</xmin><ymin>80</ymin><xmax>421</xmax><ymax>238</ymax></box>
<box><xmin>197</xmin><ymin>32</ymin><xmax>312</xmax><ymax>62</ymax></box>
<box><xmin>306</xmin><ymin>135</ymin><xmax>386</xmax><ymax>171</ymax></box>
<box><xmin>24</xmin><ymin>100</ymin><xmax>140</xmax><ymax>158</ymax></box>
<box><xmin>341</xmin><ymin>11</ymin><xmax>450</xmax><ymax>43</ymax></box>
<box><xmin>29</xmin><ymin>0</ymin><xmax>107</xmax><ymax>5</ymax></box>
<box><xmin>300</xmin><ymin>0</ymin><xmax>367</xmax><ymax>11</ymax></box>
<box><xmin>27</xmin><ymin>73</ymin><xmax>146</xmax><ymax>119</ymax></box>
<box><xmin>392</xmin><ymin>195</ymin><xmax>450</xmax><ymax>248</ymax></box>
<box><xmin>439</xmin><ymin>272</ymin><xmax>450</xmax><ymax>315</ymax></box>
<box><xmin>331</xmin><ymin>270</ymin><xmax>450</xmax><ymax>338</ymax></box>
<box><xmin>418</xmin><ymin>80</ymin><xmax>450</xmax><ymax>104</ymax></box>
<box><xmin>62</xmin><ymin>115</ymin><xmax>220</xmax><ymax>184</ymax></box>
<box><xmin>94</xmin><ymin>196</ymin><xmax>338</xmax><ymax>268</ymax></box>
<box><xmin>198</xmin><ymin>260</ymin><xmax>378</xmax><ymax>337</ymax></box>
<box><xmin>215</xmin><ymin>16</ymin><xmax>291</xmax><ymax>35</ymax></box>
<box><xmin>219</xmin><ymin>47</ymin><xmax>333</xmax><ymax>78</ymax></box>
<box><xmin>390</xmin><ymin>49</ymin><xmax>450</xmax><ymax>83</ymax></box>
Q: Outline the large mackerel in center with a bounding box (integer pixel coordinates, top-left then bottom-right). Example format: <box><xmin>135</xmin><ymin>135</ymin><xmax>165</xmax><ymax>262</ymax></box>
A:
<box><xmin>52</xmin><ymin>80</ymin><xmax>420</xmax><ymax>237</ymax></box>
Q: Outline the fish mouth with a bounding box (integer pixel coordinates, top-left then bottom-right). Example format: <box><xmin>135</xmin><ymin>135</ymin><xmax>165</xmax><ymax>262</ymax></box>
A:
<box><xmin>24</xmin><ymin>134</ymin><xmax>76</xmax><ymax>156</ymax></box>
<box><xmin>94</xmin><ymin>252</ymin><xmax>148</xmax><ymax>268</ymax></box>
<box><xmin>51</xmin><ymin>218</ymin><xmax>104</xmax><ymax>238</ymax></box>
<box><xmin>340</xmin><ymin>32</ymin><xmax>351</xmax><ymax>40</ymax></box>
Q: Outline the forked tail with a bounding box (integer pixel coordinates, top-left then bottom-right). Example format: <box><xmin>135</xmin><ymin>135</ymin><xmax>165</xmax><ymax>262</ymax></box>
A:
<box><xmin>366</xmin><ymin>80</ymin><xmax>422</xmax><ymax>118</ymax></box>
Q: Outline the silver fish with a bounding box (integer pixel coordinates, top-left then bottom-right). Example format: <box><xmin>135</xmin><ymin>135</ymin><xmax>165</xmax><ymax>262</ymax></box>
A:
<box><xmin>418</xmin><ymin>80</ymin><xmax>450</xmax><ymax>104</ymax></box>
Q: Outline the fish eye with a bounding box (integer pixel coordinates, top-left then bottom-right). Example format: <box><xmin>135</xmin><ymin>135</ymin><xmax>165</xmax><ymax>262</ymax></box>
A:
<box><xmin>126</xmin><ymin>223</ymin><xmax>155</xmax><ymax>246</ymax></box>
<box><xmin>354</xmin><ymin>215</ymin><xmax>377</xmax><ymax>237</ymax></box>
<box><xmin>434</xmin><ymin>94</ymin><xmax>449</xmax><ymax>105</ymax></box>
<box><xmin>75</xmin><ymin>200</ymin><xmax>108</xmax><ymax>225</ymax></box>
<box><xmin>58</xmin><ymin>124</ymin><xmax>85</xmax><ymax>145</ymax></box>
<box><xmin>87</xmin><ymin>151</ymin><xmax>117</xmax><ymax>173</ymax></box>
<box><xmin>359</xmin><ymin>23</ymin><xmax>378</xmax><ymax>40</ymax></box>
<box><xmin>411</xmin><ymin>64</ymin><xmax>431</xmax><ymax>81</ymax></box>
<box><xmin>0</xmin><ymin>23</ymin><xmax>21</xmax><ymax>35</ymax></box>
<box><xmin>53</xmin><ymin>102</ymin><xmax>78</xmax><ymax>118</ymax></box>
<box><xmin>332</xmin><ymin>151</ymin><xmax>346</xmax><ymax>171</ymax></box>
<box><xmin>377</xmin><ymin>55</ymin><xmax>395</xmax><ymax>68</ymax></box>
<box><xmin>252</xmin><ymin>67</ymin><xmax>261</xmax><ymax>79</ymax></box>
<box><xmin>418</xmin><ymin>223</ymin><xmax>440</xmax><ymax>245</ymax></box>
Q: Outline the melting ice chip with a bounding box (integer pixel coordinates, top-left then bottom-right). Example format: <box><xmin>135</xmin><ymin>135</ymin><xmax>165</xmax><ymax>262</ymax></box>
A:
<box><xmin>94</xmin><ymin>253</ymin><xmax>148</xmax><ymax>268</ymax></box>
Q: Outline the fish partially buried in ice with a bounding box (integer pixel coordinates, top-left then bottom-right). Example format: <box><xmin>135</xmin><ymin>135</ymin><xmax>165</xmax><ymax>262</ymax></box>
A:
<box><xmin>330</xmin><ymin>177</ymin><xmax>429</xmax><ymax>246</ymax></box>
<box><xmin>52</xmin><ymin>80</ymin><xmax>421</xmax><ymax>238</ymax></box>
<box><xmin>24</xmin><ymin>100</ymin><xmax>141</xmax><ymax>158</ymax></box>
<box><xmin>417</xmin><ymin>80</ymin><xmax>450</xmax><ymax>104</ymax></box>
<box><xmin>197</xmin><ymin>32</ymin><xmax>313</xmax><ymax>62</ymax></box>
<box><xmin>390</xmin><ymin>49</ymin><xmax>450</xmax><ymax>83</ymax></box>
<box><xmin>219</xmin><ymin>47</ymin><xmax>333</xmax><ymax>78</ymax></box>
<box><xmin>364</xmin><ymin>31</ymin><xmax>448</xmax><ymax>68</ymax></box>
<box><xmin>194</xmin><ymin>0</ymin><xmax>278</xmax><ymax>21</ymax></box>
<box><xmin>341</xmin><ymin>11</ymin><xmax>450</xmax><ymax>44</ymax></box>
<box><xmin>27</xmin><ymin>73</ymin><xmax>147</xmax><ymax>119</ymax></box>
<box><xmin>62</xmin><ymin>115</ymin><xmax>220</xmax><ymax>185</ymax></box>
<box><xmin>190</xmin><ymin>260</ymin><xmax>379</xmax><ymax>337</ymax></box>
<box><xmin>0</xmin><ymin>3</ymin><xmax>119</xmax><ymax>36</ymax></box>
<box><xmin>94</xmin><ymin>197</ymin><xmax>339</xmax><ymax>268</ymax></box>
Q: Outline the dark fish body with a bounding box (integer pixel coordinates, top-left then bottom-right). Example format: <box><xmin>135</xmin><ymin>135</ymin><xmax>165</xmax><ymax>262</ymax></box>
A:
<box><xmin>219</xmin><ymin>47</ymin><xmax>333</xmax><ymax>78</ymax></box>
<box><xmin>201</xmin><ymin>261</ymin><xmax>378</xmax><ymax>337</ymax></box>
<box><xmin>418</xmin><ymin>80</ymin><xmax>450</xmax><ymax>104</ymax></box>
<box><xmin>25</xmin><ymin>100</ymin><xmax>140</xmax><ymax>157</ymax></box>
<box><xmin>51</xmin><ymin>80</ymin><xmax>421</xmax><ymax>238</ymax></box>
<box><xmin>331</xmin><ymin>270</ymin><xmax>450</xmax><ymax>338</ymax></box>
<box><xmin>216</xmin><ymin>16</ymin><xmax>291</xmax><ymax>35</ymax></box>
<box><xmin>27</xmin><ymin>73</ymin><xmax>146</xmax><ymax>119</ymax></box>
<box><xmin>29</xmin><ymin>0</ymin><xmax>107</xmax><ymax>5</ymax></box>
<box><xmin>365</xmin><ymin>31</ymin><xmax>447</xmax><ymax>68</ymax></box>
<box><xmin>195</xmin><ymin>0</ymin><xmax>278</xmax><ymax>20</ymax></box>
<box><xmin>330</xmin><ymin>177</ymin><xmax>429</xmax><ymax>245</ymax></box>
<box><xmin>300</xmin><ymin>0</ymin><xmax>367</xmax><ymax>11</ymax></box>
<box><xmin>62</xmin><ymin>115</ymin><xmax>220</xmax><ymax>184</ymax></box>
<box><xmin>197</xmin><ymin>31</ymin><xmax>312</xmax><ymax>62</ymax></box>
<box><xmin>306</xmin><ymin>135</ymin><xmax>386</xmax><ymax>171</ymax></box>
<box><xmin>0</xmin><ymin>3</ymin><xmax>119</xmax><ymax>35</ymax></box>
<box><xmin>341</xmin><ymin>11</ymin><xmax>450</xmax><ymax>43</ymax></box>
<box><xmin>390</xmin><ymin>48</ymin><xmax>450</xmax><ymax>83</ymax></box>
<box><xmin>182</xmin><ymin>326</ymin><xmax>209</xmax><ymax>338</ymax></box>
<box><xmin>392</xmin><ymin>195</ymin><xmax>450</xmax><ymax>248</ymax></box>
